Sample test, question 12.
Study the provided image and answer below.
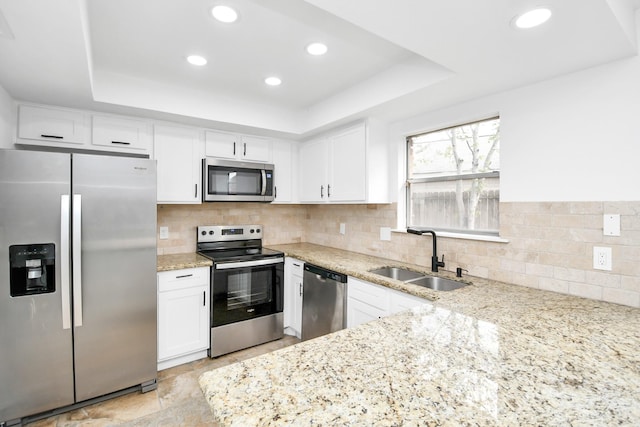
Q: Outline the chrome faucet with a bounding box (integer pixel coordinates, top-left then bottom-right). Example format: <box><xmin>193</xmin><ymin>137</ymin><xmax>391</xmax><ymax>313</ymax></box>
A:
<box><xmin>407</xmin><ymin>228</ymin><xmax>445</xmax><ymax>272</ymax></box>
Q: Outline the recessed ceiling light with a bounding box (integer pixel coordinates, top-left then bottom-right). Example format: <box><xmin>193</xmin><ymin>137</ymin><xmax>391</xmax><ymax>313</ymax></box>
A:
<box><xmin>513</xmin><ymin>8</ymin><xmax>552</xmax><ymax>29</ymax></box>
<box><xmin>306</xmin><ymin>42</ymin><xmax>328</xmax><ymax>56</ymax></box>
<box><xmin>264</xmin><ymin>76</ymin><xmax>282</xmax><ymax>86</ymax></box>
<box><xmin>187</xmin><ymin>55</ymin><xmax>207</xmax><ymax>66</ymax></box>
<box><xmin>211</xmin><ymin>5</ymin><xmax>238</xmax><ymax>23</ymax></box>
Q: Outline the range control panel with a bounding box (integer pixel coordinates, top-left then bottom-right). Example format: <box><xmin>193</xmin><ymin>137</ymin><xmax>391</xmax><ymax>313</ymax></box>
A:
<box><xmin>197</xmin><ymin>225</ymin><xmax>263</xmax><ymax>243</ymax></box>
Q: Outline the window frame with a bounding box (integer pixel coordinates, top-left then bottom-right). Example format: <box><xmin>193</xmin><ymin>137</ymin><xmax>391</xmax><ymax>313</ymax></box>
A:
<box><xmin>405</xmin><ymin>116</ymin><xmax>501</xmax><ymax>237</ymax></box>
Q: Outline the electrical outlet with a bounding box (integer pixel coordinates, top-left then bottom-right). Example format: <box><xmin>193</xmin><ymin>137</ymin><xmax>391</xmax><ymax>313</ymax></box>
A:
<box><xmin>339</xmin><ymin>223</ymin><xmax>346</xmax><ymax>235</ymax></box>
<box><xmin>159</xmin><ymin>226</ymin><xmax>169</xmax><ymax>240</ymax></box>
<box><xmin>593</xmin><ymin>246</ymin><xmax>612</xmax><ymax>271</ymax></box>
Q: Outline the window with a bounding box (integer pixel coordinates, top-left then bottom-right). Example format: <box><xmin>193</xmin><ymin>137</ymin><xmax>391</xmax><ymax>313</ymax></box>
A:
<box><xmin>406</xmin><ymin>117</ymin><xmax>500</xmax><ymax>235</ymax></box>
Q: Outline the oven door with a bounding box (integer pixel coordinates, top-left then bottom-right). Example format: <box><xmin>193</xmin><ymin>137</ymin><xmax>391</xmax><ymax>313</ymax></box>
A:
<box><xmin>203</xmin><ymin>158</ymin><xmax>274</xmax><ymax>202</ymax></box>
<box><xmin>212</xmin><ymin>257</ymin><xmax>284</xmax><ymax>327</ymax></box>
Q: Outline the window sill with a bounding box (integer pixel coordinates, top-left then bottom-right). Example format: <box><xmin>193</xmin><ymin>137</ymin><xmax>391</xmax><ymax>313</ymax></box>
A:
<box><xmin>392</xmin><ymin>229</ymin><xmax>509</xmax><ymax>243</ymax></box>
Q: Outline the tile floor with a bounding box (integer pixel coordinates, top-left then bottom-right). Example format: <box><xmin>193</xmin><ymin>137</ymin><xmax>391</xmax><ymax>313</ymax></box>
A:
<box><xmin>28</xmin><ymin>335</ymin><xmax>301</xmax><ymax>426</ymax></box>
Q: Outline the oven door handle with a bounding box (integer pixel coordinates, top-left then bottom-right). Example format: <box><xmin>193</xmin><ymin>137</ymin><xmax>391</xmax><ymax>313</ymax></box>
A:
<box><xmin>216</xmin><ymin>257</ymin><xmax>284</xmax><ymax>270</ymax></box>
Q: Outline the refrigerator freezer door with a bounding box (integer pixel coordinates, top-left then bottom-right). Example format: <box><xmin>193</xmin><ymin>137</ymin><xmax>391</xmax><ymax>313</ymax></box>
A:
<box><xmin>0</xmin><ymin>150</ymin><xmax>75</xmax><ymax>422</ymax></box>
<box><xmin>71</xmin><ymin>154</ymin><xmax>157</xmax><ymax>402</ymax></box>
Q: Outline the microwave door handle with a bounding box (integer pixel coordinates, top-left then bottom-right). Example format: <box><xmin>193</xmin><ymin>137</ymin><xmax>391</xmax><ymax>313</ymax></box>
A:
<box><xmin>261</xmin><ymin>170</ymin><xmax>267</xmax><ymax>196</ymax></box>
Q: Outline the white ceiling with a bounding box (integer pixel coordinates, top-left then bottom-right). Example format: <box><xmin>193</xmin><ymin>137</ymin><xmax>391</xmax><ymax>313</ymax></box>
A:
<box><xmin>0</xmin><ymin>0</ymin><xmax>638</xmax><ymax>138</ymax></box>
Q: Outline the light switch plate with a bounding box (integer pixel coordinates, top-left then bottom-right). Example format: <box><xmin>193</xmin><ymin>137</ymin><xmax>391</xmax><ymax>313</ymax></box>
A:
<box><xmin>339</xmin><ymin>223</ymin><xmax>346</xmax><ymax>235</ymax></box>
<box><xmin>603</xmin><ymin>214</ymin><xmax>620</xmax><ymax>236</ymax></box>
<box><xmin>159</xmin><ymin>226</ymin><xmax>169</xmax><ymax>240</ymax></box>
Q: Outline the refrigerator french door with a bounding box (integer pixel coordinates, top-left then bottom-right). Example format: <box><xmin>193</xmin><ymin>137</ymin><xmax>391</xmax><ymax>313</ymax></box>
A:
<box><xmin>0</xmin><ymin>150</ymin><xmax>157</xmax><ymax>424</ymax></box>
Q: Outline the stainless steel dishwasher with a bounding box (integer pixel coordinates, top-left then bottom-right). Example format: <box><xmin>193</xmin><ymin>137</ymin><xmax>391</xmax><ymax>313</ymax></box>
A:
<box><xmin>302</xmin><ymin>263</ymin><xmax>348</xmax><ymax>341</ymax></box>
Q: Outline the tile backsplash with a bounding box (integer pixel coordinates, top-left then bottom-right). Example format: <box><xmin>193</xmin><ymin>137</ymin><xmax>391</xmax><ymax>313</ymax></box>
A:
<box><xmin>158</xmin><ymin>201</ymin><xmax>640</xmax><ymax>308</ymax></box>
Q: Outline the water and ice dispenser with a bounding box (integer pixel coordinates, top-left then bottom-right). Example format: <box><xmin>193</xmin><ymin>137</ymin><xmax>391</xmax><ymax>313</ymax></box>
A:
<box><xmin>9</xmin><ymin>243</ymin><xmax>56</xmax><ymax>297</ymax></box>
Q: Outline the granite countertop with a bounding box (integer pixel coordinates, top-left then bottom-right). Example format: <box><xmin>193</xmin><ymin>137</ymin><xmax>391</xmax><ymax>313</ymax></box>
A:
<box><xmin>199</xmin><ymin>243</ymin><xmax>640</xmax><ymax>426</ymax></box>
<box><xmin>157</xmin><ymin>252</ymin><xmax>212</xmax><ymax>272</ymax></box>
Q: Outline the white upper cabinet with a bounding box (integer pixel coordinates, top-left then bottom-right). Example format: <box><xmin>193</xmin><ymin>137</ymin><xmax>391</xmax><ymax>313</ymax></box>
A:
<box><xmin>154</xmin><ymin>124</ymin><xmax>203</xmax><ymax>204</ymax></box>
<box><xmin>298</xmin><ymin>121</ymin><xmax>388</xmax><ymax>204</ymax></box>
<box><xmin>16</xmin><ymin>104</ymin><xmax>153</xmax><ymax>156</ymax></box>
<box><xmin>17</xmin><ymin>104</ymin><xmax>89</xmax><ymax>146</ymax></box>
<box><xmin>205</xmin><ymin>130</ymin><xmax>271</xmax><ymax>163</ymax></box>
<box><xmin>271</xmin><ymin>140</ymin><xmax>297</xmax><ymax>203</ymax></box>
<box><xmin>299</xmin><ymin>137</ymin><xmax>329</xmax><ymax>202</ymax></box>
<box><xmin>91</xmin><ymin>115</ymin><xmax>152</xmax><ymax>154</ymax></box>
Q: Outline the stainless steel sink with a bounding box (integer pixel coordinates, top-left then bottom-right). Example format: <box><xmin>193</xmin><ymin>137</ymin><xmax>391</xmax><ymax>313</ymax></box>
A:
<box><xmin>368</xmin><ymin>267</ymin><xmax>424</xmax><ymax>281</ymax></box>
<box><xmin>368</xmin><ymin>266</ymin><xmax>468</xmax><ymax>291</ymax></box>
<box><xmin>406</xmin><ymin>276</ymin><xmax>468</xmax><ymax>292</ymax></box>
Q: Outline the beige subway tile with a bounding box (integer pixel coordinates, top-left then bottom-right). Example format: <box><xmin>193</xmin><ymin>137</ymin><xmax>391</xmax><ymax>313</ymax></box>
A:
<box><xmin>553</xmin><ymin>267</ymin><xmax>586</xmax><ymax>283</ymax></box>
<box><xmin>525</xmin><ymin>263</ymin><xmax>553</xmax><ymax>278</ymax></box>
<box><xmin>568</xmin><ymin>202</ymin><xmax>602</xmax><ymax>215</ymax></box>
<box><xmin>621</xmin><ymin>275</ymin><xmax>640</xmax><ymax>292</ymax></box>
<box><xmin>568</xmin><ymin>282</ymin><xmax>603</xmax><ymax>300</ymax></box>
<box><xmin>585</xmin><ymin>271</ymin><xmax>621</xmax><ymax>288</ymax></box>
<box><xmin>539</xmin><ymin>277</ymin><xmax>570</xmax><ymax>294</ymax></box>
<box><xmin>602</xmin><ymin>288</ymin><xmax>640</xmax><ymax>308</ymax></box>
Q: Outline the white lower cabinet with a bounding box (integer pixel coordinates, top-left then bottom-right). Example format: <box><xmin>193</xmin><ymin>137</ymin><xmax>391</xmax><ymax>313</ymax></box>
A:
<box><xmin>157</xmin><ymin>267</ymin><xmax>210</xmax><ymax>370</ymax></box>
<box><xmin>347</xmin><ymin>277</ymin><xmax>427</xmax><ymax>328</ymax></box>
<box><xmin>284</xmin><ymin>257</ymin><xmax>303</xmax><ymax>338</ymax></box>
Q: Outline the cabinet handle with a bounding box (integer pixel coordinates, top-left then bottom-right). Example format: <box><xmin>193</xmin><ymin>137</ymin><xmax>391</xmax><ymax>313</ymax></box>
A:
<box><xmin>320</xmin><ymin>185</ymin><xmax>324</xmax><ymax>198</ymax></box>
<box><xmin>195</xmin><ymin>184</ymin><xmax>198</xmax><ymax>198</ymax></box>
<box><xmin>327</xmin><ymin>184</ymin><xmax>331</xmax><ymax>198</ymax></box>
<box><xmin>233</xmin><ymin>142</ymin><xmax>236</xmax><ymax>156</ymax></box>
<box><xmin>274</xmin><ymin>186</ymin><xmax>277</xmax><ymax>199</ymax></box>
<box><xmin>293</xmin><ymin>263</ymin><xmax>300</xmax><ymax>267</ymax></box>
<box><xmin>111</xmin><ymin>140</ymin><xmax>131</xmax><ymax>145</ymax></box>
<box><xmin>175</xmin><ymin>274</ymin><xmax>193</xmax><ymax>279</ymax></box>
<box><xmin>41</xmin><ymin>134</ymin><xmax>63</xmax><ymax>139</ymax></box>
<box><xmin>243</xmin><ymin>143</ymin><xmax>246</xmax><ymax>156</ymax></box>
<box><xmin>203</xmin><ymin>291</ymin><xmax>206</xmax><ymax>306</ymax></box>
<box><xmin>299</xmin><ymin>283</ymin><xmax>302</xmax><ymax>297</ymax></box>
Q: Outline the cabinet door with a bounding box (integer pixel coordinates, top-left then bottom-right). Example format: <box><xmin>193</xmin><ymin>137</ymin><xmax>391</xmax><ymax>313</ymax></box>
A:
<box><xmin>205</xmin><ymin>130</ymin><xmax>237</xmax><ymax>159</ymax></box>
<box><xmin>347</xmin><ymin>298</ymin><xmax>386</xmax><ymax>328</ymax></box>
<box><xmin>154</xmin><ymin>125</ymin><xmax>202</xmax><ymax>203</ymax></box>
<box><xmin>240</xmin><ymin>135</ymin><xmax>271</xmax><ymax>162</ymax></box>
<box><xmin>92</xmin><ymin>115</ymin><xmax>152</xmax><ymax>154</ymax></box>
<box><xmin>329</xmin><ymin>125</ymin><xmax>366</xmax><ymax>202</ymax></box>
<box><xmin>158</xmin><ymin>284</ymin><xmax>209</xmax><ymax>361</ymax></box>
<box><xmin>272</xmin><ymin>140</ymin><xmax>294</xmax><ymax>203</ymax></box>
<box><xmin>389</xmin><ymin>289</ymin><xmax>426</xmax><ymax>315</ymax></box>
<box><xmin>298</xmin><ymin>138</ymin><xmax>328</xmax><ymax>202</ymax></box>
<box><xmin>18</xmin><ymin>104</ymin><xmax>88</xmax><ymax>146</ymax></box>
<box><xmin>284</xmin><ymin>258</ymin><xmax>303</xmax><ymax>338</ymax></box>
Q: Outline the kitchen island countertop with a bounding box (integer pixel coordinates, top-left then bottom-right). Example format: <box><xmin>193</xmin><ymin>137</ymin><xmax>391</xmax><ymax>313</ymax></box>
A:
<box><xmin>199</xmin><ymin>243</ymin><xmax>640</xmax><ymax>425</ymax></box>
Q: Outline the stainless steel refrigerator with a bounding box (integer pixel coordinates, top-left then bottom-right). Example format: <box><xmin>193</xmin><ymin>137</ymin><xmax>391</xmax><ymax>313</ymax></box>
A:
<box><xmin>0</xmin><ymin>150</ymin><xmax>157</xmax><ymax>425</ymax></box>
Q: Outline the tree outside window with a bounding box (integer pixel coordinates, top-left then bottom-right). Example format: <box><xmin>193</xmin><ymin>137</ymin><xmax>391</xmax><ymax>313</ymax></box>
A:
<box><xmin>407</xmin><ymin>117</ymin><xmax>500</xmax><ymax>235</ymax></box>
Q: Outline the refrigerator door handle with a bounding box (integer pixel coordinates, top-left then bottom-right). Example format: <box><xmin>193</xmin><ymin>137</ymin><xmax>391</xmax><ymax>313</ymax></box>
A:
<box><xmin>73</xmin><ymin>194</ymin><xmax>83</xmax><ymax>327</ymax></box>
<box><xmin>60</xmin><ymin>195</ymin><xmax>71</xmax><ymax>330</ymax></box>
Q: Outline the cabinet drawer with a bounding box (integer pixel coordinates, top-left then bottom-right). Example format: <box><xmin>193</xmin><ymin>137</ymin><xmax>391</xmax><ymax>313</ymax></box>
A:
<box><xmin>286</xmin><ymin>258</ymin><xmax>304</xmax><ymax>278</ymax></box>
<box><xmin>347</xmin><ymin>277</ymin><xmax>388</xmax><ymax>311</ymax></box>
<box><xmin>158</xmin><ymin>267</ymin><xmax>209</xmax><ymax>292</ymax></box>
<box><xmin>18</xmin><ymin>105</ymin><xmax>88</xmax><ymax>145</ymax></box>
<box><xmin>92</xmin><ymin>115</ymin><xmax>152</xmax><ymax>152</ymax></box>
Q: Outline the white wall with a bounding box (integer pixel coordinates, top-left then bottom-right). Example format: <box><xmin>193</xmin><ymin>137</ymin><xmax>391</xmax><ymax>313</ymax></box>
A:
<box><xmin>0</xmin><ymin>84</ymin><xmax>15</xmax><ymax>149</ymax></box>
<box><xmin>391</xmin><ymin>54</ymin><xmax>640</xmax><ymax>202</ymax></box>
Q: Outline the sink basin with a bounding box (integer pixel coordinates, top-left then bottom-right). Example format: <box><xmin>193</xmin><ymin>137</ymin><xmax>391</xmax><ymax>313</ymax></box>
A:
<box><xmin>368</xmin><ymin>267</ymin><xmax>424</xmax><ymax>281</ymax></box>
<box><xmin>368</xmin><ymin>266</ymin><xmax>468</xmax><ymax>292</ymax></box>
<box><xmin>407</xmin><ymin>276</ymin><xmax>468</xmax><ymax>292</ymax></box>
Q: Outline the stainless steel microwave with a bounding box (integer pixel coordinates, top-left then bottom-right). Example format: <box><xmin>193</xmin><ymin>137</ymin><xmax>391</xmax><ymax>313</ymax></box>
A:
<box><xmin>202</xmin><ymin>158</ymin><xmax>274</xmax><ymax>202</ymax></box>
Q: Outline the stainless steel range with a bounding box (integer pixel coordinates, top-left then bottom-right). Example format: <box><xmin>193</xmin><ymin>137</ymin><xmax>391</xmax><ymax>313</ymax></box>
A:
<box><xmin>196</xmin><ymin>225</ymin><xmax>284</xmax><ymax>357</ymax></box>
